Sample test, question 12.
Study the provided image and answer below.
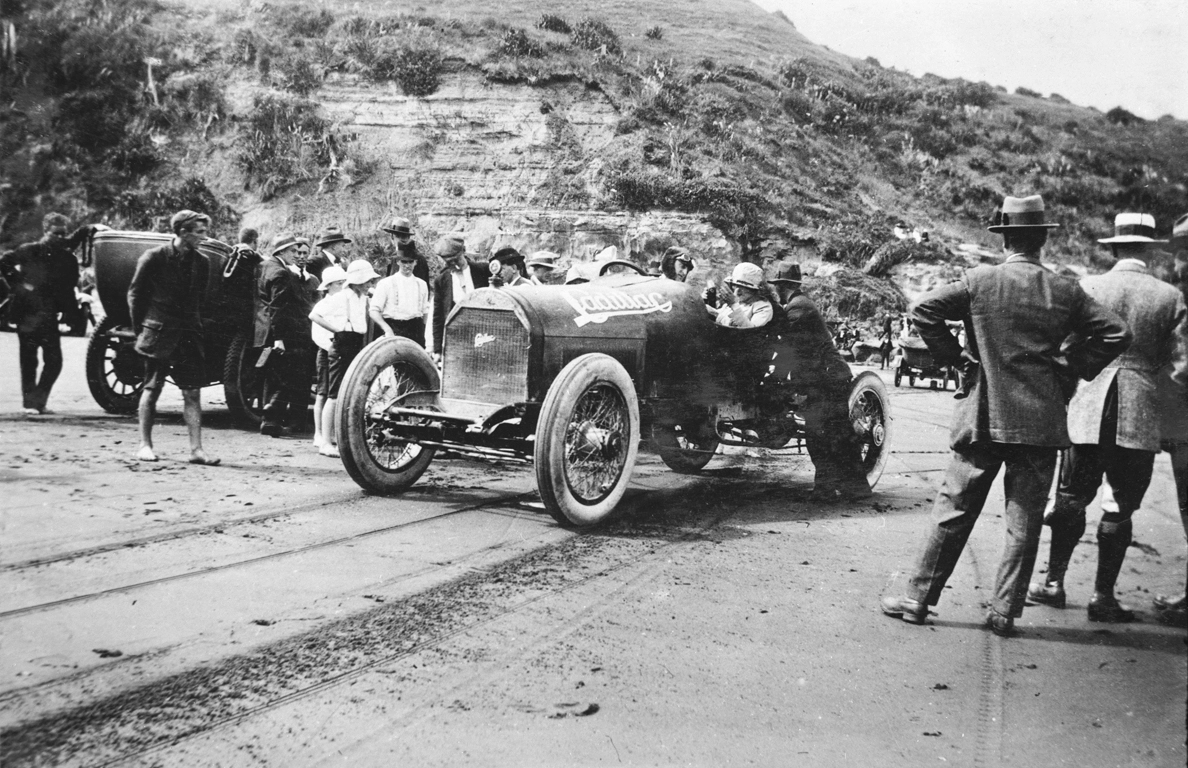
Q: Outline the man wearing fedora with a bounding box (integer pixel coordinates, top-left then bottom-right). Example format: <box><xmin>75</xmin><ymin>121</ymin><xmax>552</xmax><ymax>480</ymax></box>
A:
<box><xmin>881</xmin><ymin>195</ymin><xmax>1130</xmax><ymax>637</ymax></box>
<box><xmin>381</xmin><ymin>217</ymin><xmax>430</xmax><ymax>286</ymax></box>
<box><xmin>489</xmin><ymin>247</ymin><xmax>531</xmax><ymax>289</ymax></box>
<box><xmin>1029</xmin><ymin>212</ymin><xmax>1188</xmax><ymax>622</ymax></box>
<box><xmin>255</xmin><ymin>234</ymin><xmax>318</xmax><ymax>437</ymax></box>
<box><xmin>309</xmin><ymin>260</ymin><xmax>381</xmax><ymax>457</ymax></box>
<box><xmin>127</xmin><ymin>210</ymin><xmax>218</xmax><ymax>465</ymax></box>
<box><xmin>307</xmin><ymin>225</ymin><xmax>352</xmax><ymax>282</ymax></box>
<box><xmin>768</xmin><ymin>261</ymin><xmax>871</xmax><ymax>501</ymax></box>
<box><xmin>431</xmin><ymin>234</ymin><xmax>489</xmax><ymax>361</ymax></box>
<box><xmin>527</xmin><ymin>251</ymin><xmax>559</xmax><ymax>285</ymax></box>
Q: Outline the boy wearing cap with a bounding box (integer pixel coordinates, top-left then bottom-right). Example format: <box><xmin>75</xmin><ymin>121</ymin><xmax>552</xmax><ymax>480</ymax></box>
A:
<box><xmin>127</xmin><ymin>210</ymin><xmax>218</xmax><ymax>465</ymax></box>
<box><xmin>310</xmin><ymin>265</ymin><xmax>347</xmax><ymax>452</ymax></box>
<box><xmin>432</xmin><ymin>235</ymin><xmax>490</xmax><ymax>360</ymax></box>
<box><xmin>882</xmin><ymin>195</ymin><xmax>1130</xmax><ymax>637</ymax></box>
<box><xmin>255</xmin><ymin>234</ymin><xmax>317</xmax><ymax>437</ymax></box>
<box><xmin>705</xmin><ymin>262</ymin><xmax>772</xmax><ymax>328</ymax></box>
<box><xmin>370</xmin><ymin>251</ymin><xmax>430</xmax><ymax>347</ymax></box>
<box><xmin>1030</xmin><ymin>212</ymin><xmax>1188</xmax><ymax>622</ymax></box>
<box><xmin>307</xmin><ymin>226</ymin><xmax>352</xmax><ymax>282</ymax></box>
<box><xmin>310</xmin><ymin>260</ymin><xmax>381</xmax><ymax>457</ymax></box>
<box><xmin>0</xmin><ymin>212</ymin><xmax>99</xmax><ymax>414</ymax></box>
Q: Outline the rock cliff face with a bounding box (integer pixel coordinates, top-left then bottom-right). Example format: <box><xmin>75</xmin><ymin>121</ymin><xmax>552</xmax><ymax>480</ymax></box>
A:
<box><xmin>180</xmin><ymin>70</ymin><xmax>734</xmax><ymax>267</ymax></box>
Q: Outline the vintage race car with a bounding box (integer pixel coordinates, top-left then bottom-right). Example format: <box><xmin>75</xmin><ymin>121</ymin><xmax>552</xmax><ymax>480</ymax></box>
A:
<box><xmin>336</xmin><ymin>263</ymin><xmax>892</xmax><ymax>528</ymax></box>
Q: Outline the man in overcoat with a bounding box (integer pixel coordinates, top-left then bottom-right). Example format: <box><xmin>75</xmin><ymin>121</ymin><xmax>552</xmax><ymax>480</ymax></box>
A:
<box><xmin>127</xmin><ymin>210</ymin><xmax>218</xmax><ymax>464</ymax></box>
<box><xmin>1029</xmin><ymin>213</ymin><xmax>1188</xmax><ymax>622</ymax></box>
<box><xmin>767</xmin><ymin>262</ymin><xmax>871</xmax><ymax>501</ymax></box>
<box><xmin>0</xmin><ymin>212</ymin><xmax>94</xmax><ymax>413</ymax></box>
<box><xmin>255</xmin><ymin>235</ymin><xmax>317</xmax><ymax>437</ymax></box>
<box><xmin>431</xmin><ymin>234</ymin><xmax>489</xmax><ymax>361</ymax></box>
<box><xmin>881</xmin><ymin>195</ymin><xmax>1131</xmax><ymax>636</ymax></box>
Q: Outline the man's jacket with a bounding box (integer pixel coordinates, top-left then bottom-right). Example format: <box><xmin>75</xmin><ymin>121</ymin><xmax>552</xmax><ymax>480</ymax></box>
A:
<box><xmin>0</xmin><ymin>235</ymin><xmax>84</xmax><ymax>334</ymax></box>
<box><xmin>1066</xmin><ymin>261</ymin><xmax>1188</xmax><ymax>452</ymax></box>
<box><xmin>254</xmin><ymin>257</ymin><xmax>316</xmax><ymax>347</ymax></box>
<box><xmin>432</xmin><ymin>260</ymin><xmax>490</xmax><ymax>354</ymax></box>
<box><xmin>771</xmin><ymin>290</ymin><xmax>852</xmax><ymax>389</ymax></box>
<box><xmin>127</xmin><ymin>241</ymin><xmax>209</xmax><ymax>359</ymax></box>
<box><xmin>911</xmin><ymin>254</ymin><xmax>1131</xmax><ymax>448</ymax></box>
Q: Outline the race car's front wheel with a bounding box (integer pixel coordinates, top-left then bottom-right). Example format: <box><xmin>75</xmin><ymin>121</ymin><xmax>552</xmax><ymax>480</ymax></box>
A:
<box><xmin>849</xmin><ymin>371</ymin><xmax>892</xmax><ymax>488</ymax></box>
<box><xmin>337</xmin><ymin>337</ymin><xmax>438</xmax><ymax>494</ymax></box>
<box><xmin>535</xmin><ymin>354</ymin><xmax>639</xmax><ymax>528</ymax></box>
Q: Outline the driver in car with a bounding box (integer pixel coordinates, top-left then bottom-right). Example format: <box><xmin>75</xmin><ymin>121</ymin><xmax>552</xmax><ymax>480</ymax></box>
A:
<box><xmin>706</xmin><ymin>262</ymin><xmax>773</xmax><ymax>328</ymax></box>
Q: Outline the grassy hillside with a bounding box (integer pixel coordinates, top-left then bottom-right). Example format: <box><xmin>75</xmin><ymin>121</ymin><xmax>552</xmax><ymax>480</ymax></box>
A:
<box><xmin>2</xmin><ymin>0</ymin><xmax>1185</xmax><ymax>317</ymax></box>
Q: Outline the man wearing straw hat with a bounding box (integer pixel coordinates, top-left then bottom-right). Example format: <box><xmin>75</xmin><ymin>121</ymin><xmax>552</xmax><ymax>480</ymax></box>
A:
<box><xmin>881</xmin><ymin>195</ymin><xmax>1130</xmax><ymax>637</ymax></box>
<box><xmin>1029</xmin><ymin>212</ymin><xmax>1188</xmax><ymax>623</ymax></box>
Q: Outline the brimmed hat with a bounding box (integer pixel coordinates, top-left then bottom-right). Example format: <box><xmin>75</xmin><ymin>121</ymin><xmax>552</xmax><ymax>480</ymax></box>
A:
<box><xmin>1098</xmin><ymin>212</ymin><xmax>1167</xmax><ymax>244</ymax></box>
<box><xmin>1172</xmin><ymin>213</ymin><xmax>1188</xmax><ymax>244</ymax></box>
<box><xmin>316</xmin><ymin>226</ymin><xmax>352</xmax><ymax>248</ymax></box>
<box><xmin>769</xmin><ymin>262</ymin><xmax>803</xmax><ymax>284</ymax></box>
<box><xmin>269</xmin><ymin>234</ymin><xmax>304</xmax><ymax>256</ymax></box>
<box><xmin>491</xmin><ymin>246</ymin><xmax>525</xmax><ymax>267</ymax></box>
<box><xmin>725</xmin><ymin>262</ymin><xmax>765</xmax><ymax>291</ymax></box>
<box><xmin>381</xmin><ymin>217</ymin><xmax>413</xmax><ymax>237</ymax></box>
<box><xmin>344</xmin><ymin>259</ymin><xmax>380</xmax><ymax>285</ymax></box>
<box><xmin>433</xmin><ymin>234</ymin><xmax>466</xmax><ymax>258</ymax></box>
<box><xmin>318</xmin><ymin>264</ymin><xmax>347</xmax><ymax>290</ymax></box>
<box><xmin>987</xmin><ymin>195</ymin><xmax>1059</xmax><ymax>232</ymax></box>
<box><xmin>527</xmin><ymin>251</ymin><xmax>559</xmax><ymax>270</ymax></box>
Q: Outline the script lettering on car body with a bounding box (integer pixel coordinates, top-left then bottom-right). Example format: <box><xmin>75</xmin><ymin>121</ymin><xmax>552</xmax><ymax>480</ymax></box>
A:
<box><xmin>563</xmin><ymin>290</ymin><xmax>673</xmax><ymax>327</ymax></box>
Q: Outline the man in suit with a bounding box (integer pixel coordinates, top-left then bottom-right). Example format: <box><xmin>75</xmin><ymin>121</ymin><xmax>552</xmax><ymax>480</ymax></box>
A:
<box><xmin>306</xmin><ymin>226</ymin><xmax>352</xmax><ymax>282</ymax></box>
<box><xmin>0</xmin><ymin>212</ymin><xmax>96</xmax><ymax>414</ymax></box>
<box><xmin>488</xmin><ymin>247</ymin><xmax>531</xmax><ymax>289</ymax></box>
<box><xmin>881</xmin><ymin>195</ymin><xmax>1130</xmax><ymax>637</ymax></box>
<box><xmin>1029</xmin><ymin>213</ymin><xmax>1188</xmax><ymax>622</ymax></box>
<box><xmin>767</xmin><ymin>262</ymin><xmax>870</xmax><ymax>501</ymax></box>
<box><xmin>127</xmin><ymin>210</ymin><xmax>218</xmax><ymax>465</ymax></box>
<box><xmin>255</xmin><ymin>234</ymin><xmax>317</xmax><ymax>437</ymax></box>
<box><xmin>431</xmin><ymin>234</ymin><xmax>489</xmax><ymax>361</ymax></box>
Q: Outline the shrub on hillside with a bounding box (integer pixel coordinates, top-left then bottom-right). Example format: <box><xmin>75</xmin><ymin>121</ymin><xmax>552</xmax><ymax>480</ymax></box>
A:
<box><xmin>369</xmin><ymin>44</ymin><xmax>444</xmax><ymax>96</ymax></box>
<box><xmin>571</xmin><ymin>18</ymin><xmax>621</xmax><ymax>55</ymax></box>
<box><xmin>499</xmin><ymin>28</ymin><xmax>544</xmax><ymax>58</ymax></box>
<box><xmin>112</xmin><ymin>177</ymin><xmax>236</xmax><ymax>232</ymax></box>
<box><xmin>645</xmin><ymin>26</ymin><xmax>663</xmax><ymax>40</ymax></box>
<box><xmin>1105</xmin><ymin>106</ymin><xmax>1144</xmax><ymax>126</ymax></box>
<box><xmin>1015</xmin><ymin>86</ymin><xmax>1041</xmax><ymax>98</ymax></box>
<box><xmin>235</xmin><ymin>94</ymin><xmax>340</xmax><ymax>199</ymax></box>
<box><xmin>270</xmin><ymin>7</ymin><xmax>336</xmax><ymax>38</ymax></box>
<box><xmin>272</xmin><ymin>51</ymin><xmax>324</xmax><ymax>96</ymax></box>
<box><xmin>535</xmin><ymin>14</ymin><xmax>571</xmax><ymax>34</ymax></box>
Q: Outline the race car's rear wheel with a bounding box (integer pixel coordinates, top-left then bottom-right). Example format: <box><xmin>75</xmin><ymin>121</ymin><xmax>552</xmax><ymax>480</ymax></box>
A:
<box><xmin>85</xmin><ymin>317</ymin><xmax>144</xmax><ymax>414</ymax></box>
<box><xmin>338</xmin><ymin>337</ymin><xmax>438</xmax><ymax>494</ymax></box>
<box><xmin>849</xmin><ymin>371</ymin><xmax>892</xmax><ymax>488</ymax></box>
<box><xmin>535</xmin><ymin>354</ymin><xmax>639</xmax><ymax>528</ymax></box>
<box><xmin>652</xmin><ymin>420</ymin><xmax>719</xmax><ymax>473</ymax></box>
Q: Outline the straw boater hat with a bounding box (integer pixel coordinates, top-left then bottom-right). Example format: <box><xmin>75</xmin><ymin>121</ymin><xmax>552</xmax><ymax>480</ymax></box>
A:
<box><xmin>344</xmin><ymin>259</ymin><xmax>381</xmax><ymax>285</ymax></box>
<box><xmin>526</xmin><ymin>251</ymin><xmax>559</xmax><ymax>270</ymax></box>
<box><xmin>768</xmin><ymin>262</ymin><xmax>803</xmax><ymax>284</ymax></box>
<box><xmin>987</xmin><ymin>195</ymin><xmax>1060</xmax><ymax>232</ymax></box>
<box><xmin>1098</xmin><ymin>212</ymin><xmax>1167</xmax><ymax>244</ymax></box>
<box><xmin>318</xmin><ymin>264</ymin><xmax>347</xmax><ymax>290</ymax></box>
<box><xmin>725</xmin><ymin>262</ymin><xmax>765</xmax><ymax>291</ymax></box>
<box><xmin>316</xmin><ymin>226</ymin><xmax>352</xmax><ymax>248</ymax></box>
<box><xmin>381</xmin><ymin>217</ymin><xmax>413</xmax><ymax>237</ymax></box>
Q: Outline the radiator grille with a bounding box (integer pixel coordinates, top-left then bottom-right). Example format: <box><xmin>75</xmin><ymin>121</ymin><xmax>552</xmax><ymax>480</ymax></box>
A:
<box><xmin>442</xmin><ymin>308</ymin><xmax>530</xmax><ymax>404</ymax></box>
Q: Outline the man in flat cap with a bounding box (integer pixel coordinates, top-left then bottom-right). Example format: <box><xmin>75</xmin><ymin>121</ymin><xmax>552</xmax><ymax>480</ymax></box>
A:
<box><xmin>306</xmin><ymin>225</ymin><xmax>352</xmax><ymax>282</ymax></box>
<box><xmin>431</xmin><ymin>234</ymin><xmax>489</xmax><ymax>361</ymax></box>
<box><xmin>127</xmin><ymin>209</ymin><xmax>219</xmax><ymax>464</ymax></box>
<box><xmin>255</xmin><ymin>234</ymin><xmax>317</xmax><ymax>437</ymax></box>
<box><xmin>382</xmin><ymin>217</ymin><xmax>430</xmax><ymax>286</ymax></box>
<box><xmin>1029</xmin><ymin>212</ymin><xmax>1188</xmax><ymax>622</ymax></box>
<box><xmin>0</xmin><ymin>212</ymin><xmax>99</xmax><ymax>414</ymax></box>
<box><xmin>881</xmin><ymin>194</ymin><xmax>1130</xmax><ymax>637</ymax></box>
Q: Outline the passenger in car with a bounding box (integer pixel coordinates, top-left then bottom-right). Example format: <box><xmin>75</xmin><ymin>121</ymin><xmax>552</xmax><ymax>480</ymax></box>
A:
<box><xmin>767</xmin><ymin>262</ymin><xmax>871</xmax><ymax>501</ymax></box>
<box><xmin>660</xmin><ymin>247</ymin><xmax>696</xmax><ymax>283</ymax></box>
<box><xmin>706</xmin><ymin>262</ymin><xmax>772</xmax><ymax>328</ymax></box>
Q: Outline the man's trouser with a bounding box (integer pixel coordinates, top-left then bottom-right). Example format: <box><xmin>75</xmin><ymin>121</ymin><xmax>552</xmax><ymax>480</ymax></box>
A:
<box><xmin>801</xmin><ymin>379</ymin><xmax>869</xmax><ymax>491</ymax></box>
<box><xmin>907</xmin><ymin>442</ymin><xmax>1057</xmax><ymax>618</ymax></box>
<box><xmin>18</xmin><ymin>328</ymin><xmax>62</xmax><ymax>411</ymax></box>
<box><xmin>261</xmin><ymin>342</ymin><xmax>313</xmax><ymax>430</ymax></box>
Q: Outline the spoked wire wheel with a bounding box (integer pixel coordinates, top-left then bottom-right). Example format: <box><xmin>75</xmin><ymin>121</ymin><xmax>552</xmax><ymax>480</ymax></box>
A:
<box><xmin>85</xmin><ymin>317</ymin><xmax>144</xmax><ymax>413</ymax></box>
<box><xmin>536</xmin><ymin>354</ymin><xmax>640</xmax><ymax>528</ymax></box>
<box><xmin>848</xmin><ymin>371</ymin><xmax>892</xmax><ymax>487</ymax></box>
<box><xmin>337</xmin><ymin>338</ymin><xmax>438</xmax><ymax>493</ymax></box>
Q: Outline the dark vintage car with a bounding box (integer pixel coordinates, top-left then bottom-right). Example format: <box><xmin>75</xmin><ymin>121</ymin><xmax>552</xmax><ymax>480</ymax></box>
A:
<box><xmin>86</xmin><ymin>230</ymin><xmax>268</xmax><ymax>421</ymax></box>
<box><xmin>336</xmin><ymin>262</ymin><xmax>893</xmax><ymax>528</ymax></box>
